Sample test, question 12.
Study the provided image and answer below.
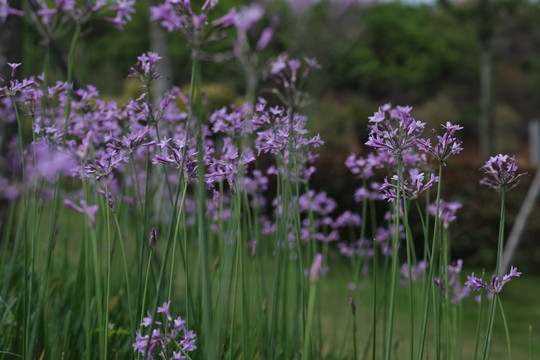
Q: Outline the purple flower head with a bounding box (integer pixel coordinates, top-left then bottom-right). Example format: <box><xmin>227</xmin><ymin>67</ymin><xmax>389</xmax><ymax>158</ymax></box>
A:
<box><xmin>1</xmin><ymin>0</ymin><xmax>24</xmax><ymax>23</ymax></box>
<box><xmin>434</xmin><ymin>259</ymin><xmax>471</xmax><ymax>304</ymax></box>
<box><xmin>480</xmin><ymin>154</ymin><xmax>527</xmax><ymax>192</ymax></box>
<box><xmin>365</xmin><ymin>104</ymin><xmax>425</xmax><ymax>156</ymax></box>
<box><xmin>345</xmin><ymin>153</ymin><xmax>375</xmax><ymax>179</ymax></box>
<box><xmin>400</xmin><ymin>261</ymin><xmax>428</xmax><ymax>286</ymax></box>
<box><xmin>429</xmin><ymin>199</ymin><xmax>462</xmax><ymax>228</ymax></box>
<box><xmin>64</xmin><ymin>199</ymin><xmax>99</xmax><ymax>227</ymax></box>
<box><xmin>85</xmin><ymin>148</ymin><xmax>127</xmax><ymax>180</ymax></box>
<box><xmin>264</xmin><ymin>56</ymin><xmax>321</xmax><ymax>109</ymax></box>
<box><xmin>465</xmin><ymin>266</ymin><xmax>521</xmax><ymax>294</ymax></box>
<box><xmin>105</xmin><ymin>0</ymin><xmax>135</xmax><ymax>30</ymax></box>
<box><xmin>380</xmin><ymin>168</ymin><xmax>438</xmax><ymax>201</ymax></box>
<box><xmin>417</xmin><ymin>122</ymin><xmax>463</xmax><ymax>164</ymax></box>
<box><xmin>134</xmin><ymin>301</ymin><xmax>197</xmax><ymax>359</ymax></box>
<box><xmin>106</xmin><ymin>126</ymin><xmax>155</xmax><ymax>154</ymax></box>
<box><xmin>129</xmin><ymin>52</ymin><xmax>162</xmax><ymax>86</ymax></box>
<box><xmin>334</xmin><ymin>211</ymin><xmax>362</xmax><ymax>228</ymax></box>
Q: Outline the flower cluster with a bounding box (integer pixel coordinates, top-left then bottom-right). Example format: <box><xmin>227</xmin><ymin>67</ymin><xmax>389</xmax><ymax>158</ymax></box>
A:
<box><xmin>365</xmin><ymin>104</ymin><xmax>425</xmax><ymax>156</ymax></box>
<box><xmin>417</xmin><ymin>122</ymin><xmax>463</xmax><ymax>164</ymax></box>
<box><xmin>400</xmin><ymin>261</ymin><xmax>428</xmax><ymax>286</ymax></box>
<box><xmin>480</xmin><ymin>154</ymin><xmax>527</xmax><ymax>192</ymax></box>
<box><xmin>380</xmin><ymin>168</ymin><xmax>438</xmax><ymax>202</ymax></box>
<box><xmin>133</xmin><ymin>301</ymin><xmax>197</xmax><ymax>360</ymax></box>
<box><xmin>465</xmin><ymin>266</ymin><xmax>521</xmax><ymax>294</ymax></box>
<box><xmin>429</xmin><ymin>199</ymin><xmax>462</xmax><ymax>228</ymax></box>
<box><xmin>434</xmin><ymin>260</ymin><xmax>470</xmax><ymax>304</ymax></box>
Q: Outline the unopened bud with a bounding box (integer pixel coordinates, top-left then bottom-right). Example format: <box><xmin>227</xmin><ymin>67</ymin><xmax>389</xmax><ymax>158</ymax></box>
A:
<box><xmin>350</xmin><ymin>296</ymin><xmax>356</xmax><ymax>316</ymax></box>
<box><xmin>149</xmin><ymin>227</ymin><xmax>157</xmax><ymax>248</ymax></box>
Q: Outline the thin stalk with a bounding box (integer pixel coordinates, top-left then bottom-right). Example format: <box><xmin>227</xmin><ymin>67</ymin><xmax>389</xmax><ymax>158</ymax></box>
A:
<box><xmin>383</xmin><ymin>155</ymin><xmax>403</xmax><ymax>360</ymax></box>
<box><xmin>167</xmin><ymin>180</ymin><xmax>189</xmax><ymax>300</ymax></box>
<box><xmin>302</xmin><ymin>281</ymin><xmax>318</xmax><ymax>359</ymax></box>
<box><xmin>103</xmin><ymin>181</ymin><xmax>113</xmax><ymax>358</ymax></box>
<box><xmin>399</xmin><ymin>166</ymin><xmax>415</xmax><ymax>359</ymax></box>
<box><xmin>482</xmin><ymin>188</ymin><xmax>506</xmax><ymax>360</ymax></box>
<box><xmin>372</xmin><ymin>238</ymin><xmax>377</xmax><ymax>360</ymax></box>
<box><xmin>113</xmin><ymin>212</ymin><xmax>135</xmax><ymax>344</ymax></box>
<box><xmin>473</xmin><ymin>286</ymin><xmax>486</xmax><ymax>360</ymax></box>
<box><xmin>417</xmin><ymin>163</ymin><xmax>444</xmax><ymax>359</ymax></box>
<box><xmin>497</xmin><ymin>296</ymin><xmax>512</xmax><ymax>360</ymax></box>
<box><xmin>62</xmin><ymin>24</ymin><xmax>81</xmax><ymax>145</ymax></box>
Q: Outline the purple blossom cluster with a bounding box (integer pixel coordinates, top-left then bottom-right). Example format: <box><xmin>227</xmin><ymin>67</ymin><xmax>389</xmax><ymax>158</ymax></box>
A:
<box><xmin>465</xmin><ymin>266</ymin><xmax>521</xmax><ymax>294</ymax></box>
<box><xmin>380</xmin><ymin>168</ymin><xmax>439</xmax><ymax>201</ymax></box>
<box><xmin>400</xmin><ymin>261</ymin><xmax>428</xmax><ymax>286</ymax></box>
<box><xmin>429</xmin><ymin>199</ymin><xmax>462</xmax><ymax>228</ymax></box>
<box><xmin>0</xmin><ymin>0</ymin><xmax>135</xmax><ymax>30</ymax></box>
<box><xmin>365</xmin><ymin>104</ymin><xmax>425</xmax><ymax>156</ymax></box>
<box><xmin>480</xmin><ymin>154</ymin><xmax>527</xmax><ymax>192</ymax></box>
<box><xmin>133</xmin><ymin>301</ymin><xmax>197</xmax><ymax>360</ymax></box>
<box><xmin>434</xmin><ymin>260</ymin><xmax>471</xmax><ymax>304</ymax></box>
<box><xmin>417</xmin><ymin>122</ymin><xmax>463</xmax><ymax>164</ymax></box>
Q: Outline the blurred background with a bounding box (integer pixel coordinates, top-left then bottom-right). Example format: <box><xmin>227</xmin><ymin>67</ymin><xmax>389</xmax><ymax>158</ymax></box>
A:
<box><xmin>2</xmin><ymin>0</ymin><xmax>540</xmax><ymax>273</ymax></box>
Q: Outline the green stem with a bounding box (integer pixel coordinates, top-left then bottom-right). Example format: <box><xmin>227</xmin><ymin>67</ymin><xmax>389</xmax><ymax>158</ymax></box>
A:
<box><xmin>62</xmin><ymin>24</ymin><xmax>81</xmax><ymax>145</ymax></box>
<box><xmin>497</xmin><ymin>296</ymin><xmax>512</xmax><ymax>360</ymax></box>
<box><xmin>383</xmin><ymin>155</ymin><xmax>403</xmax><ymax>360</ymax></box>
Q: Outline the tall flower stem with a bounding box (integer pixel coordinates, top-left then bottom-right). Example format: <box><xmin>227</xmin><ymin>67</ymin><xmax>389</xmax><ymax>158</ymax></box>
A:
<box><xmin>482</xmin><ymin>187</ymin><xmax>506</xmax><ymax>360</ymax></box>
<box><xmin>399</xmin><ymin>161</ymin><xmax>415</xmax><ymax>359</ymax></box>
<box><xmin>498</xmin><ymin>296</ymin><xmax>512</xmax><ymax>360</ymax></box>
<box><xmin>62</xmin><ymin>24</ymin><xmax>81</xmax><ymax>145</ymax></box>
<box><xmin>383</xmin><ymin>155</ymin><xmax>403</xmax><ymax>360</ymax></box>
<box><xmin>418</xmin><ymin>163</ymin><xmax>443</xmax><ymax>359</ymax></box>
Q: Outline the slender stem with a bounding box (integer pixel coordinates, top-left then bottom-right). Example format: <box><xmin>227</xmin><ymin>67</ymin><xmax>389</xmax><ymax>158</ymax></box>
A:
<box><xmin>417</xmin><ymin>163</ymin><xmax>443</xmax><ymax>359</ymax></box>
<box><xmin>302</xmin><ymin>281</ymin><xmax>318</xmax><ymax>359</ymax></box>
<box><xmin>112</xmin><ymin>212</ymin><xmax>134</xmax><ymax>344</ymax></box>
<box><xmin>383</xmin><ymin>155</ymin><xmax>402</xmax><ymax>360</ymax></box>
<box><xmin>62</xmin><ymin>24</ymin><xmax>81</xmax><ymax>145</ymax></box>
<box><xmin>497</xmin><ymin>296</ymin><xmax>512</xmax><ymax>360</ymax></box>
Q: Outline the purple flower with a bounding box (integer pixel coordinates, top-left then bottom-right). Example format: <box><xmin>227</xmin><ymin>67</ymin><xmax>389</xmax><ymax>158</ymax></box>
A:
<box><xmin>480</xmin><ymin>154</ymin><xmax>527</xmax><ymax>192</ymax></box>
<box><xmin>134</xmin><ymin>301</ymin><xmax>197</xmax><ymax>359</ymax></box>
<box><xmin>129</xmin><ymin>52</ymin><xmax>162</xmax><ymax>86</ymax></box>
<box><xmin>400</xmin><ymin>261</ymin><xmax>428</xmax><ymax>286</ymax></box>
<box><xmin>334</xmin><ymin>211</ymin><xmax>362</xmax><ymax>228</ymax></box>
<box><xmin>417</xmin><ymin>122</ymin><xmax>463</xmax><ymax>164</ymax></box>
<box><xmin>380</xmin><ymin>168</ymin><xmax>438</xmax><ymax>201</ymax></box>
<box><xmin>85</xmin><ymin>148</ymin><xmax>128</xmax><ymax>180</ymax></box>
<box><xmin>465</xmin><ymin>266</ymin><xmax>521</xmax><ymax>294</ymax></box>
<box><xmin>429</xmin><ymin>199</ymin><xmax>462</xmax><ymax>228</ymax></box>
<box><xmin>434</xmin><ymin>260</ymin><xmax>471</xmax><ymax>304</ymax></box>
<box><xmin>365</xmin><ymin>104</ymin><xmax>425</xmax><ymax>156</ymax></box>
<box><xmin>1</xmin><ymin>0</ymin><xmax>24</xmax><ymax>23</ymax></box>
<box><xmin>345</xmin><ymin>153</ymin><xmax>375</xmax><ymax>179</ymax></box>
<box><xmin>64</xmin><ymin>199</ymin><xmax>99</xmax><ymax>227</ymax></box>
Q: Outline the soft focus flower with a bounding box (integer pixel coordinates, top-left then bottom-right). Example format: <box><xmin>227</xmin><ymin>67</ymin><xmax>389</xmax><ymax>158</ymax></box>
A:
<box><xmin>434</xmin><ymin>259</ymin><xmax>470</xmax><ymax>304</ymax></box>
<box><xmin>465</xmin><ymin>266</ymin><xmax>521</xmax><ymax>294</ymax></box>
<box><xmin>400</xmin><ymin>261</ymin><xmax>428</xmax><ymax>286</ymax></box>
<box><xmin>1</xmin><ymin>0</ymin><xmax>24</xmax><ymax>22</ymax></box>
<box><xmin>480</xmin><ymin>154</ymin><xmax>527</xmax><ymax>191</ymax></box>
<box><xmin>64</xmin><ymin>199</ymin><xmax>99</xmax><ymax>227</ymax></box>
<box><xmin>429</xmin><ymin>199</ymin><xmax>462</xmax><ymax>228</ymax></box>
